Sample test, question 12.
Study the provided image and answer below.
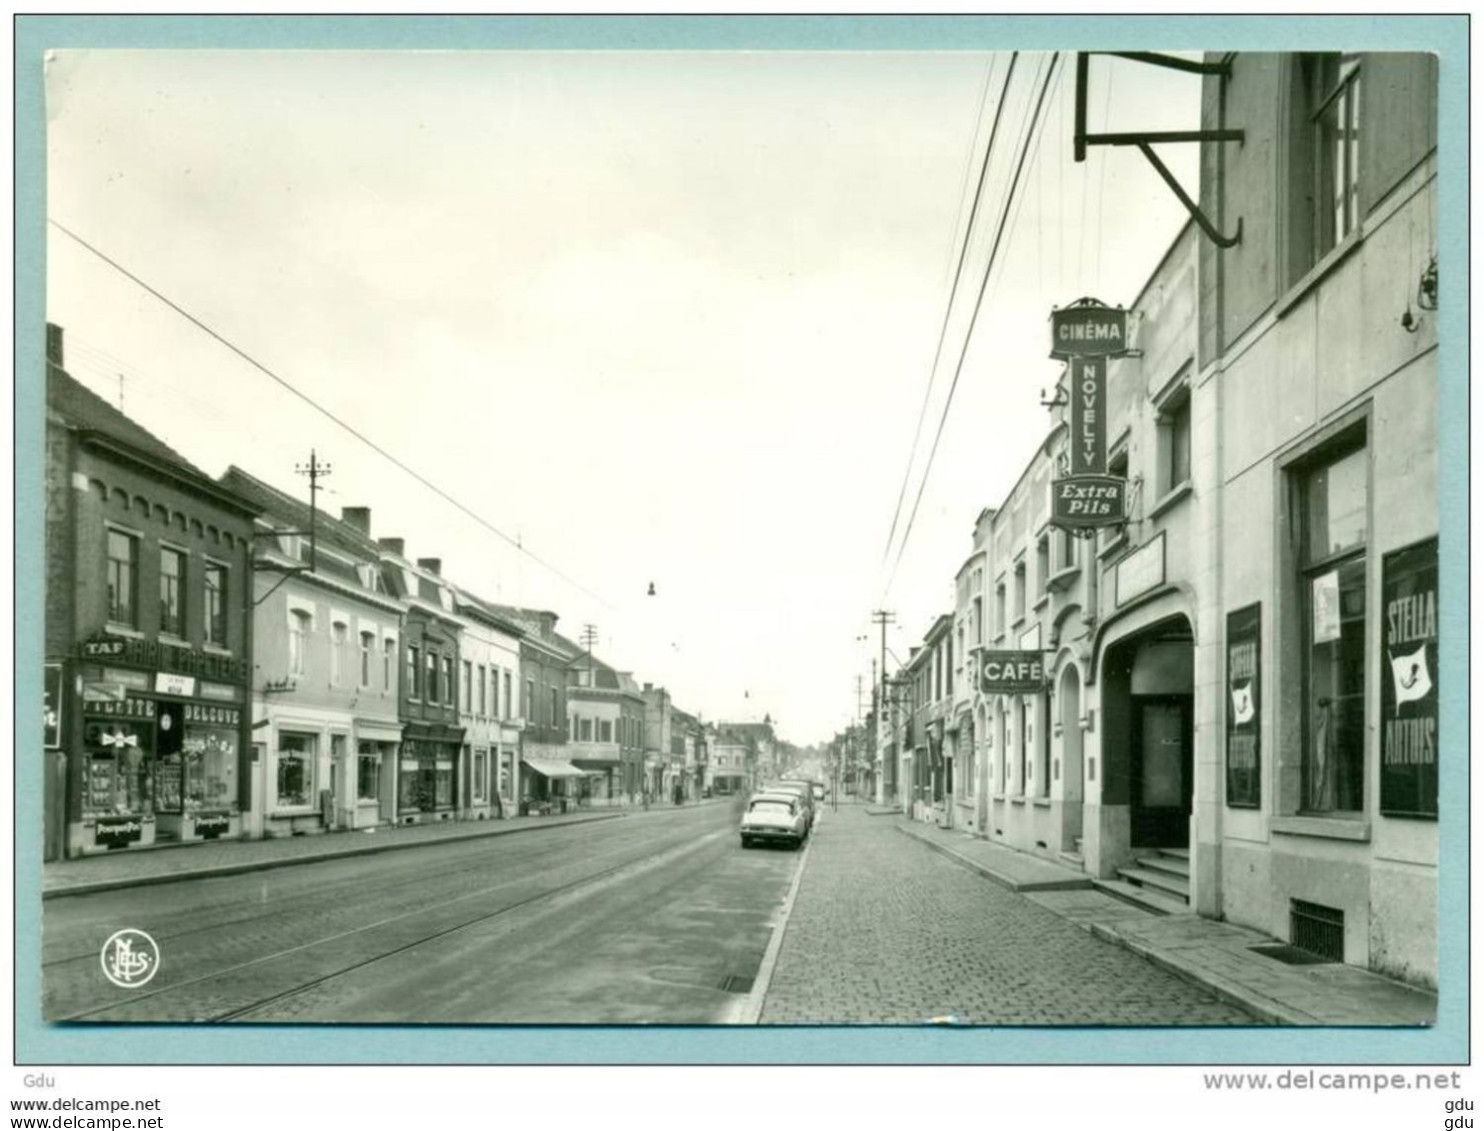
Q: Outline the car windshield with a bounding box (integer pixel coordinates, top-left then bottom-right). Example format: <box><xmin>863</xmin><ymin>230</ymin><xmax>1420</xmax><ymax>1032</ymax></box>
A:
<box><xmin>749</xmin><ymin>799</ymin><xmax>794</xmax><ymax>815</ymax></box>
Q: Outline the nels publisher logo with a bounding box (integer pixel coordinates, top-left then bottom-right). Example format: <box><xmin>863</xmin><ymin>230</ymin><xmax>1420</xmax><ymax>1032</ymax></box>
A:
<box><xmin>100</xmin><ymin>928</ymin><xmax>160</xmax><ymax>989</ymax></box>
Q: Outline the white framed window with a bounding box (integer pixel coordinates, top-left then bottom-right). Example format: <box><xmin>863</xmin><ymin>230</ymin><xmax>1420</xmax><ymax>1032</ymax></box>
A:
<box><xmin>289</xmin><ymin>610</ymin><xmax>312</xmax><ymax>676</ymax></box>
<box><xmin>360</xmin><ymin>631</ymin><xmax>375</xmax><ymax>688</ymax></box>
<box><xmin>330</xmin><ymin>621</ymin><xmax>348</xmax><ymax>686</ymax></box>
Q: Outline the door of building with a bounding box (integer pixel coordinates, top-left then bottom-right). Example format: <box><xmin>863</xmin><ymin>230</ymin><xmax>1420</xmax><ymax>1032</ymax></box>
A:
<box><xmin>1130</xmin><ymin>697</ymin><xmax>1192</xmax><ymax>848</ymax></box>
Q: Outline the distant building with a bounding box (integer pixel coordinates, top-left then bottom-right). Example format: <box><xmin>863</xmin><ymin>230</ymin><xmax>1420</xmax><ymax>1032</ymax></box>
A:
<box><xmin>567</xmin><ymin>651</ymin><xmax>646</xmax><ymax>805</ymax></box>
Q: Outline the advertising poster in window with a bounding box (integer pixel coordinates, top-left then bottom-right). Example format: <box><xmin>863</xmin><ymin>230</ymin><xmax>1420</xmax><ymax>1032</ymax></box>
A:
<box><xmin>1380</xmin><ymin>538</ymin><xmax>1437</xmax><ymax>818</ymax></box>
<box><xmin>1224</xmin><ymin>604</ymin><xmax>1261</xmax><ymax>808</ymax></box>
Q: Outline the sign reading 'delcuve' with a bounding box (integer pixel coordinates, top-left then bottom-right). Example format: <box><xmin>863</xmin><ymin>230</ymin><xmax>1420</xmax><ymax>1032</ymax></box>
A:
<box><xmin>1050</xmin><ymin>304</ymin><xmax>1130</xmax><ymax>360</ymax></box>
<box><xmin>1380</xmin><ymin>538</ymin><xmax>1437</xmax><ymax>819</ymax></box>
<box><xmin>980</xmin><ymin>651</ymin><xmax>1045</xmax><ymax>695</ymax></box>
<box><xmin>1225</xmin><ymin>604</ymin><xmax>1261</xmax><ymax>809</ymax></box>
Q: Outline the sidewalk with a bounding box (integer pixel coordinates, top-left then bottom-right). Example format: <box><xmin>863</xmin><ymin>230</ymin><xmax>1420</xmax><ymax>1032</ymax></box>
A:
<box><xmin>895</xmin><ymin>818</ymin><xmax>1437</xmax><ymax>1027</ymax></box>
<box><xmin>41</xmin><ymin>807</ymin><xmax>639</xmax><ymax>899</ymax></box>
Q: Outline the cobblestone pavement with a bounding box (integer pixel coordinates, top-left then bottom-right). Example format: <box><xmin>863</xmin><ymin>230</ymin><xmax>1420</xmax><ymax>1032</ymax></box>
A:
<box><xmin>759</xmin><ymin>804</ymin><xmax>1258</xmax><ymax>1025</ymax></box>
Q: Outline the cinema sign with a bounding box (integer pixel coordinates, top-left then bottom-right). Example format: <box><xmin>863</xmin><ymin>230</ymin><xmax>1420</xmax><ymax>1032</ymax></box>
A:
<box><xmin>1050</xmin><ymin>303</ymin><xmax>1130</xmax><ymax>360</ymax></box>
<box><xmin>980</xmin><ymin>650</ymin><xmax>1046</xmax><ymax>695</ymax></box>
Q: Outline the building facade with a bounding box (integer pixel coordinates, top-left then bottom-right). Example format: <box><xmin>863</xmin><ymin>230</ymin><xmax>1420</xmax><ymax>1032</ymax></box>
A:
<box><xmin>44</xmin><ymin>329</ymin><xmax>258</xmax><ymax>858</ymax></box>
<box><xmin>221</xmin><ymin>472</ymin><xmax>405</xmax><ymax>839</ymax></box>
<box><xmin>1196</xmin><ymin>50</ymin><xmax>1439</xmax><ymax>985</ymax></box>
<box><xmin>378</xmin><ymin>545</ymin><xmax>466</xmax><ymax>825</ymax></box>
<box><xmin>453</xmin><ymin>591</ymin><xmax>525</xmax><ymax>821</ymax></box>
<box><xmin>949</xmin><ymin>510</ymin><xmax>992</xmax><ymax>834</ymax></box>
<box><xmin>567</xmin><ymin>654</ymin><xmax>645</xmax><ymax>805</ymax></box>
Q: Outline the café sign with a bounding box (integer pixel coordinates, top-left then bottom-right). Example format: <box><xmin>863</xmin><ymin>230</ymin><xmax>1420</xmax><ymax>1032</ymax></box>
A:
<box><xmin>1052</xmin><ymin>475</ymin><xmax>1126</xmax><ymax>529</ymax></box>
<box><xmin>1050</xmin><ymin>303</ymin><xmax>1130</xmax><ymax>360</ymax></box>
<box><xmin>980</xmin><ymin>650</ymin><xmax>1046</xmax><ymax>695</ymax></box>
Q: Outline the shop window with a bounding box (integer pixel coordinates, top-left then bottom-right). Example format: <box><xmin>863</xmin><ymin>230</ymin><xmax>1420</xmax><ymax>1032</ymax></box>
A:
<box><xmin>204</xmin><ymin>563</ymin><xmax>228</xmax><ymax>646</ymax></box>
<box><xmin>357</xmin><ymin>741</ymin><xmax>381</xmax><ymax>802</ymax></box>
<box><xmin>435</xmin><ymin>760</ymin><xmax>454</xmax><ymax>807</ymax></box>
<box><xmin>158</xmin><ymin>547</ymin><xmax>186</xmax><ymax>637</ymax></box>
<box><xmin>106</xmin><ymin>529</ymin><xmax>139</xmax><ymax>628</ymax></box>
<box><xmin>330</xmin><ymin>621</ymin><xmax>347</xmax><ymax>686</ymax></box>
<box><xmin>276</xmin><ymin>732</ymin><xmax>316</xmax><ymax>808</ymax></box>
<box><xmin>360</xmin><ymin>631</ymin><xmax>375</xmax><ymax>688</ymax></box>
<box><xmin>289</xmin><ymin>610</ymin><xmax>311</xmax><ymax>677</ymax></box>
<box><xmin>1157</xmin><ymin>386</ymin><xmax>1192</xmax><ymax>497</ymax></box>
<box><xmin>407</xmin><ymin>645</ymin><xmax>421</xmax><ymax>699</ymax></box>
<box><xmin>162</xmin><ymin>706</ymin><xmax>239</xmax><ymax>814</ymax></box>
<box><xmin>599</xmin><ymin>719</ymin><xmax>613</xmax><ymax>743</ymax></box>
<box><xmin>1297</xmin><ymin>439</ymin><xmax>1368</xmax><ymax>814</ymax></box>
<box><xmin>82</xmin><ymin>710</ymin><xmax>154</xmax><ymax>817</ymax></box>
<box><xmin>399</xmin><ymin>743</ymin><xmax>422</xmax><ymax>810</ymax></box>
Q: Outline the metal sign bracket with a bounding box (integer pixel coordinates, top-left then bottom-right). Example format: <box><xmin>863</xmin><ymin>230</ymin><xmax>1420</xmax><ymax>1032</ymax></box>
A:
<box><xmin>1074</xmin><ymin>51</ymin><xmax>1244</xmax><ymax>249</ymax></box>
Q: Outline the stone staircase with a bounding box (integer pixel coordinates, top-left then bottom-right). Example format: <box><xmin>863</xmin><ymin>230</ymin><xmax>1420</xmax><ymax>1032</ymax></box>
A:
<box><xmin>1094</xmin><ymin>847</ymin><xmax>1191</xmax><ymax>916</ymax></box>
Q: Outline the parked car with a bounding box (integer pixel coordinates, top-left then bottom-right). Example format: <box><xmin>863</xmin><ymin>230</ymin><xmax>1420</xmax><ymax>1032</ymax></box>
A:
<box><xmin>740</xmin><ymin>794</ymin><xmax>808</xmax><ymax>849</ymax></box>
<box><xmin>810</xmin><ymin>781</ymin><xmax>826</xmax><ymax>803</ymax></box>
<box><xmin>767</xmin><ymin>781</ymin><xmax>816</xmax><ymax>830</ymax></box>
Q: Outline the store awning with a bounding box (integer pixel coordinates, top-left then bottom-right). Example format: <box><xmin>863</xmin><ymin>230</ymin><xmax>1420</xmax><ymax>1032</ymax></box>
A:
<box><xmin>521</xmin><ymin>756</ymin><xmax>588</xmax><ymax>779</ymax></box>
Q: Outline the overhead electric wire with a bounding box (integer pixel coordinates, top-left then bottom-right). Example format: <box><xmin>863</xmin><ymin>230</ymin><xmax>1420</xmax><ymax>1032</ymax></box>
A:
<box><xmin>879</xmin><ymin>53</ymin><xmax>1018</xmax><ymax>571</ymax></box>
<box><xmin>47</xmin><ymin>217</ymin><xmax>613</xmax><ymax>610</ymax></box>
<box><xmin>882</xmin><ymin>52</ymin><xmax>1062</xmax><ymax>599</ymax></box>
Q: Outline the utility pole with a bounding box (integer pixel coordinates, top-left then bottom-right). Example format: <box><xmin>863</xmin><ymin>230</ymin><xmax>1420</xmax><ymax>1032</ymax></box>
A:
<box><xmin>294</xmin><ymin>449</ymin><xmax>332</xmax><ymax>572</ymax></box>
<box><xmin>871</xmin><ymin>610</ymin><xmax>894</xmax><ymax>798</ymax></box>
<box><xmin>580</xmin><ymin>623</ymin><xmax>598</xmax><ymax>683</ymax></box>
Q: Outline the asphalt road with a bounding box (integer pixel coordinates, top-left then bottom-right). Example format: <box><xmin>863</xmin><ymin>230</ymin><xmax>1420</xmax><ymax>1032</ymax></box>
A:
<box><xmin>44</xmin><ymin>800</ymin><xmax>802</xmax><ymax>1025</ymax></box>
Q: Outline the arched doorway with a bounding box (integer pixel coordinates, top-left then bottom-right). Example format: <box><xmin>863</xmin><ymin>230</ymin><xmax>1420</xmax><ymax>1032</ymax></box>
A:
<box><xmin>1058</xmin><ymin>664</ymin><xmax>1084</xmax><ymax>852</ymax></box>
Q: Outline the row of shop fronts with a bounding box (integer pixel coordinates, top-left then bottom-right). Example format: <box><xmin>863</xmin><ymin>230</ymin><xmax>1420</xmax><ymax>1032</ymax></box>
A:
<box><xmin>41</xmin><ymin>337</ymin><xmax>686</xmax><ymax>859</ymax></box>
<box><xmin>877</xmin><ymin>52</ymin><xmax>1441</xmax><ymax>989</ymax></box>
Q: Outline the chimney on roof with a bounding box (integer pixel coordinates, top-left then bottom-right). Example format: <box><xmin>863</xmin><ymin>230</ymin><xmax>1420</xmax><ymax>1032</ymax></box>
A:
<box><xmin>643</xmin><ymin>682</ymin><xmax>653</xmax><ymax>693</ymax></box>
<box><xmin>46</xmin><ymin>323</ymin><xmax>63</xmax><ymax>366</ymax></box>
<box><xmin>417</xmin><ymin>557</ymin><xmax>442</xmax><ymax>576</ymax></box>
<box><xmin>378</xmin><ymin>537</ymin><xmax>405</xmax><ymax>556</ymax></box>
<box><xmin>341</xmin><ymin>507</ymin><xmax>371</xmax><ymax>536</ymax></box>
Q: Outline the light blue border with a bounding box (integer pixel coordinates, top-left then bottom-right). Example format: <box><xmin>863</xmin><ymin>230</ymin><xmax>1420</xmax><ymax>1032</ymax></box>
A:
<box><xmin>15</xmin><ymin>14</ymin><xmax>1468</xmax><ymax>1065</ymax></box>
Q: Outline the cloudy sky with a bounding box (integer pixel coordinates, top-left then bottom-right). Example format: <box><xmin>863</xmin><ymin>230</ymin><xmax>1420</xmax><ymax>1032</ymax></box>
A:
<box><xmin>45</xmin><ymin>47</ymin><xmax>1198</xmax><ymax>743</ymax></box>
